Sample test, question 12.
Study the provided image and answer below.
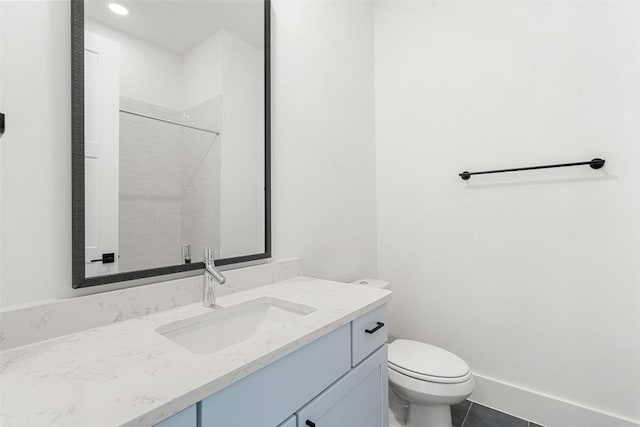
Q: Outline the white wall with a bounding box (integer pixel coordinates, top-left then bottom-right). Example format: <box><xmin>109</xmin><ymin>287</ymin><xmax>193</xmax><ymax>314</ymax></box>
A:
<box><xmin>0</xmin><ymin>1</ymin><xmax>72</xmax><ymax>307</ymax></box>
<box><xmin>375</xmin><ymin>1</ymin><xmax>640</xmax><ymax>424</ymax></box>
<box><xmin>0</xmin><ymin>0</ymin><xmax>378</xmax><ymax>306</ymax></box>
<box><xmin>180</xmin><ymin>31</ymin><xmax>223</xmax><ymax>109</ymax></box>
<box><xmin>85</xmin><ymin>19</ymin><xmax>183</xmax><ymax>111</ymax></box>
<box><xmin>271</xmin><ymin>0</ymin><xmax>378</xmax><ymax>283</ymax></box>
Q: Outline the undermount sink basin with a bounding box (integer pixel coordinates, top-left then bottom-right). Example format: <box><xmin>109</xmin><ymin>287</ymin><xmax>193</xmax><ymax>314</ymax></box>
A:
<box><xmin>156</xmin><ymin>297</ymin><xmax>315</xmax><ymax>355</ymax></box>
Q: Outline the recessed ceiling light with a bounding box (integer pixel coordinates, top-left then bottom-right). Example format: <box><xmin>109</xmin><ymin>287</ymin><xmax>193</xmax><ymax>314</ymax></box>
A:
<box><xmin>107</xmin><ymin>1</ymin><xmax>129</xmax><ymax>16</ymax></box>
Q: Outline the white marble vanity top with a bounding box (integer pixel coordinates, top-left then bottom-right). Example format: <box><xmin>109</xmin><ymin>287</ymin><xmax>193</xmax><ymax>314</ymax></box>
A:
<box><xmin>0</xmin><ymin>277</ymin><xmax>391</xmax><ymax>427</ymax></box>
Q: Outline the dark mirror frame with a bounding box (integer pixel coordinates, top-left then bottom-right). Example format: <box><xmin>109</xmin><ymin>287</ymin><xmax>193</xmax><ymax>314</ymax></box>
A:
<box><xmin>71</xmin><ymin>0</ymin><xmax>271</xmax><ymax>289</ymax></box>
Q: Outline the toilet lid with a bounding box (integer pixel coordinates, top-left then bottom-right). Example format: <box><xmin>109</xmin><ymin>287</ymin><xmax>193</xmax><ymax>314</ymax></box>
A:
<box><xmin>388</xmin><ymin>340</ymin><xmax>470</xmax><ymax>380</ymax></box>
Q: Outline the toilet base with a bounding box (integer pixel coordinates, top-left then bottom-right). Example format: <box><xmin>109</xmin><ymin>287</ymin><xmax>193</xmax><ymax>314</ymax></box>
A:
<box><xmin>407</xmin><ymin>403</ymin><xmax>452</xmax><ymax>427</ymax></box>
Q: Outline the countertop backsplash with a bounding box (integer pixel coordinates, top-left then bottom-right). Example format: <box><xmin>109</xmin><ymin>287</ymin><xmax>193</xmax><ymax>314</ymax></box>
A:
<box><xmin>0</xmin><ymin>258</ymin><xmax>302</xmax><ymax>351</ymax></box>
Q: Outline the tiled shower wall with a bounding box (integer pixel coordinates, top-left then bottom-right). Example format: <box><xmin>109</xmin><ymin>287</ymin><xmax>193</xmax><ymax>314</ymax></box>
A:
<box><xmin>118</xmin><ymin>97</ymin><xmax>221</xmax><ymax>273</ymax></box>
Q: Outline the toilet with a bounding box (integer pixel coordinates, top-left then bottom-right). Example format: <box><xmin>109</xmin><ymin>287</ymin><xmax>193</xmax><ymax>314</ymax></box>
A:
<box><xmin>388</xmin><ymin>339</ymin><xmax>475</xmax><ymax>427</ymax></box>
<box><xmin>353</xmin><ymin>279</ymin><xmax>475</xmax><ymax>427</ymax></box>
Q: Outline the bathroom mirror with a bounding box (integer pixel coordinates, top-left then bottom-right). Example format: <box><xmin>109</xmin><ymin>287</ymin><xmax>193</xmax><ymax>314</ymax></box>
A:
<box><xmin>71</xmin><ymin>0</ymin><xmax>271</xmax><ymax>288</ymax></box>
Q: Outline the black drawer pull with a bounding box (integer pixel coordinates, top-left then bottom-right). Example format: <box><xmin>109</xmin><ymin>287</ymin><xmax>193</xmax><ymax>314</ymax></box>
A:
<box><xmin>365</xmin><ymin>322</ymin><xmax>385</xmax><ymax>334</ymax></box>
<box><xmin>306</xmin><ymin>421</ymin><xmax>316</xmax><ymax>427</ymax></box>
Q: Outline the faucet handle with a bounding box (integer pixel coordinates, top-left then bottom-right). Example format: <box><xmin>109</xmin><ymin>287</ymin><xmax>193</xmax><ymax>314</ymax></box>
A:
<box><xmin>203</xmin><ymin>247</ymin><xmax>214</xmax><ymax>265</ymax></box>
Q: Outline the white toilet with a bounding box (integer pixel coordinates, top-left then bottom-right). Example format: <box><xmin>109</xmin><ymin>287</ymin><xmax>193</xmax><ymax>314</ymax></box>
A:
<box><xmin>388</xmin><ymin>339</ymin><xmax>475</xmax><ymax>427</ymax></box>
<box><xmin>353</xmin><ymin>279</ymin><xmax>475</xmax><ymax>427</ymax></box>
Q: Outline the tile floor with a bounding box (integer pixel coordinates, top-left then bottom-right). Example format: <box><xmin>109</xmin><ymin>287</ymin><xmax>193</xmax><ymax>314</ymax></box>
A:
<box><xmin>452</xmin><ymin>400</ymin><xmax>544</xmax><ymax>427</ymax></box>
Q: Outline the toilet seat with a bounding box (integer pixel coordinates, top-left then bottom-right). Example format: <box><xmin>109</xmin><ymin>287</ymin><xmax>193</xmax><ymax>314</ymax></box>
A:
<box><xmin>388</xmin><ymin>340</ymin><xmax>471</xmax><ymax>384</ymax></box>
<box><xmin>389</xmin><ymin>362</ymin><xmax>473</xmax><ymax>384</ymax></box>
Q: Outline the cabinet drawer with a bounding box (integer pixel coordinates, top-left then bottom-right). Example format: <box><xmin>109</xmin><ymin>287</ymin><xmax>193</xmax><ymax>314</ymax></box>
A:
<box><xmin>351</xmin><ymin>304</ymin><xmax>387</xmax><ymax>366</ymax></box>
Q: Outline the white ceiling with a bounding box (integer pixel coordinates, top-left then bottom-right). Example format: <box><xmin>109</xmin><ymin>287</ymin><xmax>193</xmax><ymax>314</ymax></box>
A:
<box><xmin>85</xmin><ymin>0</ymin><xmax>264</xmax><ymax>54</ymax></box>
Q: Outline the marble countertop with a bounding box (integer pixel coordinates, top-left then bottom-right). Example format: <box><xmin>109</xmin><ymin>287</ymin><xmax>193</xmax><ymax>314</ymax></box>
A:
<box><xmin>0</xmin><ymin>277</ymin><xmax>391</xmax><ymax>427</ymax></box>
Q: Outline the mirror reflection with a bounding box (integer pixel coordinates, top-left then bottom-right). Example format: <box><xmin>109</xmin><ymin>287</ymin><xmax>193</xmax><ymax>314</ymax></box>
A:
<box><xmin>83</xmin><ymin>0</ymin><xmax>266</xmax><ymax>278</ymax></box>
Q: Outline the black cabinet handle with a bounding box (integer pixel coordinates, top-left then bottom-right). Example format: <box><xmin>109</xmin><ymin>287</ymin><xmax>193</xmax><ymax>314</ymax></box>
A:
<box><xmin>0</xmin><ymin>112</ymin><xmax>5</xmax><ymax>137</ymax></box>
<box><xmin>365</xmin><ymin>321</ymin><xmax>385</xmax><ymax>334</ymax></box>
<box><xmin>90</xmin><ymin>253</ymin><xmax>115</xmax><ymax>264</ymax></box>
<box><xmin>305</xmin><ymin>421</ymin><xmax>316</xmax><ymax>427</ymax></box>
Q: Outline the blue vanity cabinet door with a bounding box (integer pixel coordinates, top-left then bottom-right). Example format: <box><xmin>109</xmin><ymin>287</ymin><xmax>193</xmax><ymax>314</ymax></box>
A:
<box><xmin>278</xmin><ymin>416</ymin><xmax>297</xmax><ymax>427</ymax></box>
<box><xmin>200</xmin><ymin>324</ymin><xmax>351</xmax><ymax>427</ymax></box>
<box><xmin>153</xmin><ymin>404</ymin><xmax>197</xmax><ymax>427</ymax></box>
<box><xmin>297</xmin><ymin>345</ymin><xmax>388</xmax><ymax>427</ymax></box>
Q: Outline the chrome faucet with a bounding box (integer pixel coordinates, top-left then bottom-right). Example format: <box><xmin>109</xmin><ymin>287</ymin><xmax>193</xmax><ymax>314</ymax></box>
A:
<box><xmin>203</xmin><ymin>247</ymin><xmax>226</xmax><ymax>308</ymax></box>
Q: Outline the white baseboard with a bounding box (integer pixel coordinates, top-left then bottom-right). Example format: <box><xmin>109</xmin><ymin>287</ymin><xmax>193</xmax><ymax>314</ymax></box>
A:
<box><xmin>469</xmin><ymin>374</ymin><xmax>640</xmax><ymax>427</ymax></box>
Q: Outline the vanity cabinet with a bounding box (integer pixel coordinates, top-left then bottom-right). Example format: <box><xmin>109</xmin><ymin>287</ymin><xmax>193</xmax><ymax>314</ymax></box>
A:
<box><xmin>155</xmin><ymin>304</ymin><xmax>388</xmax><ymax>427</ymax></box>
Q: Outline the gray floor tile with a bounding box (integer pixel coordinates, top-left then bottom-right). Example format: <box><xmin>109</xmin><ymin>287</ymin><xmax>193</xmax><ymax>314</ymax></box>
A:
<box><xmin>451</xmin><ymin>400</ymin><xmax>472</xmax><ymax>427</ymax></box>
<box><xmin>463</xmin><ymin>403</ymin><xmax>528</xmax><ymax>427</ymax></box>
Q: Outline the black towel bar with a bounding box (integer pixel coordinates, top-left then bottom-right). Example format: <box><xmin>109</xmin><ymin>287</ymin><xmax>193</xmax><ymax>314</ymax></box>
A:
<box><xmin>459</xmin><ymin>158</ymin><xmax>605</xmax><ymax>180</ymax></box>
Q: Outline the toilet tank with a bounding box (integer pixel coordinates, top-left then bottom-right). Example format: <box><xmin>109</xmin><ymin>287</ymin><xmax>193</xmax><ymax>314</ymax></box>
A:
<box><xmin>351</xmin><ymin>278</ymin><xmax>391</xmax><ymax>290</ymax></box>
